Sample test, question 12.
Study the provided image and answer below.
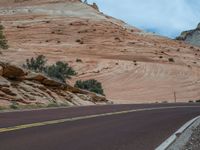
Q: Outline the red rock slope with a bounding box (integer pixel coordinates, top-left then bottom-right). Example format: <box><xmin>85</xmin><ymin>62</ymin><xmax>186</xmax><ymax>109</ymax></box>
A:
<box><xmin>0</xmin><ymin>0</ymin><xmax>200</xmax><ymax>104</ymax></box>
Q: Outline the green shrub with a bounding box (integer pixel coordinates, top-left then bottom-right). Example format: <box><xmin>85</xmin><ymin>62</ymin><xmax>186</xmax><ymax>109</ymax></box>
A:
<box><xmin>10</xmin><ymin>102</ymin><xmax>19</xmax><ymax>109</ymax></box>
<box><xmin>0</xmin><ymin>24</ymin><xmax>9</xmax><ymax>50</ymax></box>
<box><xmin>44</xmin><ymin>61</ymin><xmax>76</xmax><ymax>82</ymax></box>
<box><xmin>23</xmin><ymin>55</ymin><xmax>76</xmax><ymax>83</ymax></box>
<box><xmin>196</xmin><ymin>100</ymin><xmax>200</xmax><ymax>103</ymax></box>
<box><xmin>47</xmin><ymin>102</ymin><xmax>59</xmax><ymax>108</ymax></box>
<box><xmin>74</xmin><ymin>79</ymin><xmax>104</xmax><ymax>95</ymax></box>
<box><xmin>0</xmin><ymin>106</ymin><xmax>5</xmax><ymax>110</ymax></box>
<box><xmin>0</xmin><ymin>24</ymin><xmax>3</xmax><ymax>30</ymax></box>
<box><xmin>168</xmin><ymin>58</ymin><xmax>174</xmax><ymax>62</ymax></box>
<box><xmin>23</xmin><ymin>55</ymin><xmax>47</xmax><ymax>72</ymax></box>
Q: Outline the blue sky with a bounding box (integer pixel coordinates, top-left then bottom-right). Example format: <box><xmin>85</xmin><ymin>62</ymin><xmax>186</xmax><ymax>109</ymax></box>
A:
<box><xmin>86</xmin><ymin>0</ymin><xmax>200</xmax><ymax>38</ymax></box>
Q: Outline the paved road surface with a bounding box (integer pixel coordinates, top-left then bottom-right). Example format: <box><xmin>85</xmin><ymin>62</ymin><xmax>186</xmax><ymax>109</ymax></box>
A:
<box><xmin>0</xmin><ymin>103</ymin><xmax>200</xmax><ymax>150</ymax></box>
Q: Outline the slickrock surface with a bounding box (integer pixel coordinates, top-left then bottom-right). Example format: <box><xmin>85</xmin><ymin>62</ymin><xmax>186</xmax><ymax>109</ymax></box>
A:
<box><xmin>1</xmin><ymin>0</ymin><xmax>200</xmax><ymax>104</ymax></box>
<box><xmin>0</xmin><ymin>61</ymin><xmax>108</xmax><ymax>108</ymax></box>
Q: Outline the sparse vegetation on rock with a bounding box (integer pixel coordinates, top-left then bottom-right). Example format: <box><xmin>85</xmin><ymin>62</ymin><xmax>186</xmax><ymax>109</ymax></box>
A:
<box><xmin>75</xmin><ymin>79</ymin><xmax>104</xmax><ymax>95</ymax></box>
<box><xmin>168</xmin><ymin>58</ymin><xmax>174</xmax><ymax>62</ymax></box>
<box><xmin>23</xmin><ymin>55</ymin><xmax>47</xmax><ymax>72</ymax></box>
<box><xmin>76</xmin><ymin>39</ymin><xmax>84</xmax><ymax>44</ymax></box>
<box><xmin>10</xmin><ymin>101</ymin><xmax>19</xmax><ymax>109</ymax></box>
<box><xmin>76</xmin><ymin>58</ymin><xmax>83</xmax><ymax>63</ymax></box>
<box><xmin>0</xmin><ymin>61</ymin><xmax>108</xmax><ymax>109</ymax></box>
<box><xmin>0</xmin><ymin>24</ymin><xmax>9</xmax><ymax>50</ymax></box>
<box><xmin>23</xmin><ymin>55</ymin><xmax>76</xmax><ymax>83</ymax></box>
<box><xmin>44</xmin><ymin>61</ymin><xmax>76</xmax><ymax>83</ymax></box>
<box><xmin>196</xmin><ymin>100</ymin><xmax>200</xmax><ymax>103</ymax></box>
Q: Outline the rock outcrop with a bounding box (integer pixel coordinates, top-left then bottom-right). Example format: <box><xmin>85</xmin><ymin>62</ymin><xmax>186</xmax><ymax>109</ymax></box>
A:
<box><xmin>89</xmin><ymin>3</ymin><xmax>99</xmax><ymax>11</ymax></box>
<box><xmin>0</xmin><ymin>61</ymin><xmax>108</xmax><ymax>108</ymax></box>
<box><xmin>0</xmin><ymin>62</ymin><xmax>27</xmax><ymax>79</ymax></box>
<box><xmin>177</xmin><ymin>23</ymin><xmax>200</xmax><ymax>47</ymax></box>
<box><xmin>1</xmin><ymin>0</ymin><xmax>200</xmax><ymax>103</ymax></box>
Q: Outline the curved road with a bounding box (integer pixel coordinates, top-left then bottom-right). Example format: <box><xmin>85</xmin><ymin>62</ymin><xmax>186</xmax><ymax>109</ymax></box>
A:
<box><xmin>0</xmin><ymin>103</ymin><xmax>200</xmax><ymax>150</ymax></box>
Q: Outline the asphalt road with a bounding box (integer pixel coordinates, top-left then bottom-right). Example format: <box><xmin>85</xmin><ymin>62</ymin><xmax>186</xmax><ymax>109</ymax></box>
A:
<box><xmin>0</xmin><ymin>103</ymin><xmax>200</xmax><ymax>150</ymax></box>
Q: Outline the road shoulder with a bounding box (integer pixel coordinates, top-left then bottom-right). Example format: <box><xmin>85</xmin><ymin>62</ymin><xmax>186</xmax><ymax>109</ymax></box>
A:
<box><xmin>167</xmin><ymin>117</ymin><xmax>200</xmax><ymax>150</ymax></box>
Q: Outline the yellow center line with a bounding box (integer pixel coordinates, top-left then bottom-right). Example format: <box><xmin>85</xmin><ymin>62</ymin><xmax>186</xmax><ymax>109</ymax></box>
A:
<box><xmin>0</xmin><ymin>106</ymin><xmax>199</xmax><ymax>133</ymax></box>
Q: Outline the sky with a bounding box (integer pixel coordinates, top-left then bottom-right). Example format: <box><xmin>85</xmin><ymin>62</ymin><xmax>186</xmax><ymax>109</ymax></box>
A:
<box><xmin>86</xmin><ymin>0</ymin><xmax>200</xmax><ymax>38</ymax></box>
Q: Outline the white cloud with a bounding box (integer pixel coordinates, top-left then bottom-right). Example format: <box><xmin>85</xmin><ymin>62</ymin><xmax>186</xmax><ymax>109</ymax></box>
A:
<box><xmin>87</xmin><ymin>0</ymin><xmax>200</xmax><ymax>38</ymax></box>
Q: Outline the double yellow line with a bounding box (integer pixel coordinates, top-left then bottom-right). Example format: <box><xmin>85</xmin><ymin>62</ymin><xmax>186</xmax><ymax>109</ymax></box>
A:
<box><xmin>0</xmin><ymin>106</ymin><xmax>199</xmax><ymax>133</ymax></box>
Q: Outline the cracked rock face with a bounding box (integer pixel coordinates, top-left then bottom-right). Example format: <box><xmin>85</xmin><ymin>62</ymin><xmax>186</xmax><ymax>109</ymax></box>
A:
<box><xmin>0</xmin><ymin>62</ymin><xmax>108</xmax><ymax>108</ymax></box>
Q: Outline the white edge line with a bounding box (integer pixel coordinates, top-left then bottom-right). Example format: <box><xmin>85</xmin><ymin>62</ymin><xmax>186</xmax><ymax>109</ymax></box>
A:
<box><xmin>155</xmin><ymin>115</ymin><xmax>200</xmax><ymax>150</ymax></box>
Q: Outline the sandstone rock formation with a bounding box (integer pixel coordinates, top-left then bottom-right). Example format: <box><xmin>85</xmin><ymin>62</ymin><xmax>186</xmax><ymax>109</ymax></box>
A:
<box><xmin>0</xmin><ymin>0</ymin><xmax>200</xmax><ymax>104</ymax></box>
<box><xmin>0</xmin><ymin>61</ymin><xmax>108</xmax><ymax>108</ymax></box>
<box><xmin>177</xmin><ymin>23</ymin><xmax>200</xmax><ymax>47</ymax></box>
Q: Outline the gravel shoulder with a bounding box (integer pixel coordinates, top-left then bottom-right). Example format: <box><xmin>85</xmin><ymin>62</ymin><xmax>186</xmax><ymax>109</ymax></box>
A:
<box><xmin>183</xmin><ymin>122</ymin><xmax>200</xmax><ymax>150</ymax></box>
<box><xmin>167</xmin><ymin>117</ymin><xmax>200</xmax><ymax>150</ymax></box>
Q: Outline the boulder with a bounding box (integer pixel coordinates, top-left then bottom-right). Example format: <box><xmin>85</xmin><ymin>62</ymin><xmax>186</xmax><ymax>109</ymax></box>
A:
<box><xmin>25</xmin><ymin>72</ymin><xmax>46</xmax><ymax>82</ymax></box>
<box><xmin>25</xmin><ymin>72</ymin><xmax>64</xmax><ymax>87</ymax></box>
<box><xmin>42</xmin><ymin>78</ymin><xmax>64</xmax><ymax>87</ymax></box>
<box><xmin>64</xmin><ymin>85</ymin><xmax>108</xmax><ymax>102</ymax></box>
<box><xmin>88</xmin><ymin>93</ymin><xmax>108</xmax><ymax>102</ymax></box>
<box><xmin>65</xmin><ymin>85</ymin><xmax>87</xmax><ymax>94</ymax></box>
<box><xmin>0</xmin><ymin>62</ymin><xmax>26</xmax><ymax>79</ymax></box>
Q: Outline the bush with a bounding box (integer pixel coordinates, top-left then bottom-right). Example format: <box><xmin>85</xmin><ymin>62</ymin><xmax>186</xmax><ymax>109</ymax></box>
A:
<box><xmin>0</xmin><ymin>106</ymin><xmax>5</xmax><ymax>110</ymax></box>
<box><xmin>76</xmin><ymin>58</ymin><xmax>83</xmax><ymax>63</ymax></box>
<box><xmin>0</xmin><ymin>24</ymin><xmax>9</xmax><ymax>50</ymax></box>
<box><xmin>0</xmin><ymin>24</ymin><xmax>3</xmax><ymax>30</ymax></box>
<box><xmin>23</xmin><ymin>55</ymin><xmax>76</xmax><ymax>83</ymax></box>
<box><xmin>76</xmin><ymin>39</ymin><xmax>84</xmax><ymax>44</ymax></box>
<box><xmin>44</xmin><ymin>61</ymin><xmax>76</xmax><ymax>82</ymax></box>
<box><xmin>23</xmin><ymin>55</ymin><xmax>47</xmax><ymax>72</ymax></box>
<box><xmin>196</xmin><ymin>100</ymin><xmax>200</xmax><ymax>103</ymax></box>
<box><xmin>47</xmin><ymin>102</ymin><xmax>59</xmax><ymax>108</ymax></box>
<box><xmin>10</xmin><ymin>101</ymin><xmax>19</xmax><ymax>109</ymax></box>
<box><xmin>168</xmin><ymin>58</ymin><xmax>174</xmax><ymax>62</ymax></box>
<box><xmin>74</xmin><ymin>79</ymin><xmax>104</xmax><ymax>95</ymax></box>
